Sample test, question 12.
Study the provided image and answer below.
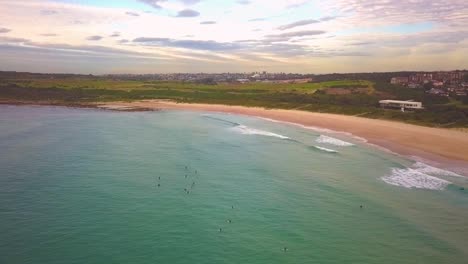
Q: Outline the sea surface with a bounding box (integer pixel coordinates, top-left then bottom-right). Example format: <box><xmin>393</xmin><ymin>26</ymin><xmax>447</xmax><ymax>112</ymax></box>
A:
<box><xmin>1</xmin><ymin>105</ymin><xmax>467</xmax><ymax>264</ymax></box>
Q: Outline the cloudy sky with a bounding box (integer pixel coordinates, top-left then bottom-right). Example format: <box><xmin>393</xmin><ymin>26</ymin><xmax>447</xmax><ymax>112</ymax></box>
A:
<box><xmin>0</xmin><ymin>0</ymin><xmax>467</xmax><ymax>74</ymax></box>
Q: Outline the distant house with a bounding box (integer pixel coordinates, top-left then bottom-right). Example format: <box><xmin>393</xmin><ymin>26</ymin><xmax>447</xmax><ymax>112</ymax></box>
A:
<box><xmin>390</xmin><ymin>77</ymin><xmax>409</xmax><ymax>85</ymax></box>
<box><xmin>379</xmin><ymin>100</ymin><xmax>423</xmax><ymax>112</ymax></box>
<box><xmin>454</xmin><ymin>89</ymin><xmax>467</xmax><ymax>96</ymax></box>
<box><xmin>409</xmin><ymin>73</ymin><xmax>433</xmax><ymax>83</ymax></box>
<box><xmin>428</xmin><ymin>88</ymin><xmax>449</xmax><ymax>96</ymax></box>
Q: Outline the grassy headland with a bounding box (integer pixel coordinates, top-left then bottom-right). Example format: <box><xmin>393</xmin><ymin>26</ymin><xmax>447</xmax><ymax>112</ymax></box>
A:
<box><xmin>1</xmin><ymin>71</ymin><xmax>467</xmax><ymax>127</ymax></box>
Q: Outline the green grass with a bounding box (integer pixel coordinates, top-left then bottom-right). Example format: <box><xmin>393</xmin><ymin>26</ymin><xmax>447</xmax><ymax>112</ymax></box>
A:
<box><xmin>6</xmin><ymin>78</ymin><xmax>370</xmax><ymax>93</ymax></box>
<box><xmin>1</xmin><ymin>76</ymin><xmax>467</xmax><ymax>127</ymax></box>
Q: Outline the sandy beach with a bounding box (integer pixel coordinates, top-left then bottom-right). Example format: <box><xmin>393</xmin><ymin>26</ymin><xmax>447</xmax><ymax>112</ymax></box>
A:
<box><xmin>97</xmin><ymin>100</ymin><xmax>468</xmax><ymax>169</ymax></box>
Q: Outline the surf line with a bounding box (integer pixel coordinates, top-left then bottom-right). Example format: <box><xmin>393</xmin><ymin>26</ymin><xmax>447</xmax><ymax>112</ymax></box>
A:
<box><xmin>202</xmin><ymin>114</ymin><xmax>339</xmax><ymax>153</ymax></box>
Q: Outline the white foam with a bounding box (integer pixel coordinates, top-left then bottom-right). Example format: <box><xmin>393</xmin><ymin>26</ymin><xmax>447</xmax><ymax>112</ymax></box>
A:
<box><xmin>412</xmin><ymin>162</ymin><xmax>463</xmax><ymax>178</ymax></box>
<box><xmin>257</xmin><ymin>117</ymin><xmax>367</xmax><ymax>143</ymax></box>
<box><xmin>382</xmin><ymin>168</ymin><xmax>451</xmax><ymax>190</ymax></box>
<box><xmin>230</xmin><ymin>125</ymin><xmax>290</xmax><ymax>139</ymax></box>
<box><xmin>313</xmin><ymin>145</ymin><xmax>339</xmax><ymax>153</ymax></box>
<box><xmin>316</xmin><ymin>135</ymin><xmax>354</xmax><ymax>147</ymax></box>
<box><xmin>381</xmin><ymin>162</ymin><xmax>460</xmax><ymax>190</ymax></box>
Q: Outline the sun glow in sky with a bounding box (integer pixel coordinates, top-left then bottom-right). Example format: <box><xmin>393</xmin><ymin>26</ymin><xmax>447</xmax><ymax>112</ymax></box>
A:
<box><xmin>0</xmin><ymin>0</ymin><xmax>467</xmax><ymax>74</ymax></box>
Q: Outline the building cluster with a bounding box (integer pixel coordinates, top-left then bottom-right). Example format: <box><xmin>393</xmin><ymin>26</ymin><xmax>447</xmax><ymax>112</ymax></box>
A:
<box><xmin>390</xmin><ymin>71</ymin><xmax>467</xmax><ymax>97</ymax></box>
<box><xmin>106</xmin><ymin>72</ymin><xmax>314</xmax><ymax>84</ymax></box>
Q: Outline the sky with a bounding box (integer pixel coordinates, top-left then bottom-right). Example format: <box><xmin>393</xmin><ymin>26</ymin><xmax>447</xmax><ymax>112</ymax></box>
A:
<box><xmin>0</xmin><ymin>0</ymin><xmax>467</xmax><ymax>74</ymax></box>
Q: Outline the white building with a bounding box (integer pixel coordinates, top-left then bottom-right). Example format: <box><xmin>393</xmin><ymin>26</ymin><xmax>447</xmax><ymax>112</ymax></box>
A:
<box><xmin>379</xmin><ymin>100</ymin><xmax>423</xmax><ymax>112</ymax></box>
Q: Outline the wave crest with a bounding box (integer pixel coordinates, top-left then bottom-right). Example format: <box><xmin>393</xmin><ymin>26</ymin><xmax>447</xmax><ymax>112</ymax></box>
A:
<box><xmin>230</xmin><ymin>125</ymin><xmax>290</xmax><ymax>140</ymax></box>
<box><xmin>381</xmin><ymin>162</ymin><xmax>458</xmax><ymax>190</ymax></box>
<box><xmin>313</xmin><ymin>145</ymin><xmax>339</xmax><ymax>153</ymax></box>
<box><xmin>316</xmin><ymin>135</ymin><xmax>354</xmax><ymax>147</ymax></box>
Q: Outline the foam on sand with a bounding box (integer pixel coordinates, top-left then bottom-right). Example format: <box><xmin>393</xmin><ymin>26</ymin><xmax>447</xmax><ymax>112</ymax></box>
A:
<box><xmin>381</xmin><ymin>162</ymin><xmax>460</xmax><ymax>190</ymax></box>
<box><xmin>412</xmin><ymin>162</ymin><xmax>463</xmax><ymax>178</ymax></box>
<box><xmin>316</xmin><ymin>135</ymin><xmax>354</xmax><ymax>147</ymax></box>
<box><xmin>230</xmin><ymin>125</ymin><xmax>290</xmax><ymax>140</ymax></box>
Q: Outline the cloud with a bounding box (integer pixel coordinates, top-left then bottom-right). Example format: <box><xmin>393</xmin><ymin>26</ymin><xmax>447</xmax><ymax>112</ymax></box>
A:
<box><xmin>0</xmin><ymin>27</ymin><xmax>11</xmax><ymax>33</ymax></box>
<box><xmin>176</xmin><ymin>9</ymin><xmax>200</xmax><ymax>17</ymax></box>
<box><xmin>137</xmin><ymin>0</ymin><xmax>166</xmax><ymax>9</ymax></box>
<box><xmin>277</xmin><ymin>19</ymin><xmax>320</xmax><ymax>30</ymax></box>
<box><xmin>277</xmin><ymin>16</ymin><xmax>337</xmax><ymax>30</ymax></box>
<box><xmin>236</xmin><ymin>0</ymin><xmax>251</xmax><ymax>4</ymax></box>
<box><xmin>133</xmin><ymin>37</ymin><xmax>243</xmax><ymax>51</ymax></box>
<box><xmin>125</xmin><ymin>11</ymin><xmax>140</xmax><ymax>16</ymax></box>
<box><xmin>180</xmin><ymin>0</ymin><xmax>201</xmax><ymax>4</ymax></box>
<box><xmin>248</xmin><ymin>17</ymin><xmax>267</xmax><ymax>22</ymax></box>
<box><xmin>345</xmin><ymin>41</ymin><xmax>374</xmax><ymax>46</ymax></box>
<box><xmin>320</xmin><ymin>16</ymin><xmax>336</xmax><ymax>22</ymax></box>
<box><xmin>386</xmin><ymin>31</ymin><xmax>468</xmax><ymax>47</ymax></box>
<box><xmin>285</xmin><ymin>0</ymin><xmax>310</xmax><ymax>9</ymax></box>
<box><xmin>40</xmin><ymin>9</ymin><xmax>58</xmax><ymax>15</ymax></box>
<box><xmin>137</xmin><ymin>0</ymin><xmax>199</xmax><ymax>8</ymax></box>
<box><xmin>110</xmin><ymin>32</ymin><xmax>121</xmax><ymax>37</ymax></box>
<box><xmin>0</xmin><ymin>36</ymin><xmax>29</xmax><ymax>43</ymax></box>
<box><xmin>86</xmin><ymin>35</ymin><xmax>103</xmax><ymax>41</ymax></box>
<box><xmin>40</xmin><ymin>33</ymin><xmax>58</xmax><ymax>37</ymax></box>
<box><xmin>200</xmin><ymin>21</ymin><xmax>216</xmax><ymax>25</ymax></box>
<box><xmin>265</xmin><ymin>30</ymin><xmax>326</xmax><ymax>39</ymax></box>
<box><xmin>324</xmin><ymin>0</ymin><xmax>468</xmax><ymax>27</ymax></box>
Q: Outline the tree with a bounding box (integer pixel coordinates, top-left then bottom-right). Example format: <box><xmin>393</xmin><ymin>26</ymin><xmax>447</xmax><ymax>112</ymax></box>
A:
<box><xmin>423</xmin><ymin>82</ymin><xmax>433</xmax><ymax>91</ymax></box>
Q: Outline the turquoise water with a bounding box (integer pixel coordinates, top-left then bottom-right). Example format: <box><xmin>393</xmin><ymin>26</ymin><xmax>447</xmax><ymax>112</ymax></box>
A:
<box><xmin>1</xmin><ymin>105</ymin><xmax>467</xmax><ymax>264</ymax></box>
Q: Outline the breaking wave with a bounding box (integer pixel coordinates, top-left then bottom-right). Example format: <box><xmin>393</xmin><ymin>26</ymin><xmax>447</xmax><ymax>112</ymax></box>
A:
<box><xmin>202</xmin><ymin>115</ymin><xmax>290</xmax><ymax>140</ymax></box>
<box><xmin>202</xmin><ymin>115</ymin><xmax>240</xmax><ymax>126</ymax></box>
<box><xmin>257</xmin><ymin>117</ymin><xmax>367</xmax><ymax>143</ymax></box>
<box><xmin>316</xmin><ymin>135</ymin><xmax>354</xmax><ymax>147</ymax></box>
<box><xmin>312</xmin><ymin>145</ymin><xmax>339</xmax><ymax>153</ymax></box>
<box><xmin>412</xmin><ymin>162</ymin><xmax>463</xmax><ymax>178</ymax></box>
<box><xmin>381</xmin><ymin>162</ymin><xmax>461</xmax><ymax>190</ymax></box>
<box><xmin>230</xmin><ymin>125</ymin><xmax>290</xmax><ymax>140</ymax></box>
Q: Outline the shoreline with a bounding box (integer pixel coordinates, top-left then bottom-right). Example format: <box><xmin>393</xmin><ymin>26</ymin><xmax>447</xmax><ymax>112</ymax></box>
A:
<box><xmin>2</xmin><ymin>100</ymin><xmax>468</xmax><ymax>172</ymax></box>
<box><xmin>96</xmin><ymin>100</ymin><xmax>468</xmax><ymax>172</ymax></box>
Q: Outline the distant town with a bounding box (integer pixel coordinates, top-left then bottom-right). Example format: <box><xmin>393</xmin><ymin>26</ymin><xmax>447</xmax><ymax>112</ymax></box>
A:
<box><xmin>104</xmin><ymin>71</ymin><xmax>314</xmax><ymax>84</ymax></box>
<box><xmin>106</xmin><ymin>71</ymin><xmax>468</xmax><ymax>98</ymax></box>
<box><xmin>390</xmin><ymin>71</ymin><xmax>468</xmax><ymax>97</ymax></box>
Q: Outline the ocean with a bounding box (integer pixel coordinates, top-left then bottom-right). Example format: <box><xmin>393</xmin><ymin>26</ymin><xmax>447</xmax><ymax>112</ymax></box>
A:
<box><xmin>1</xmin><ymin>105</ymin><xmax>467</xmax><ymax>264</ymax></box>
